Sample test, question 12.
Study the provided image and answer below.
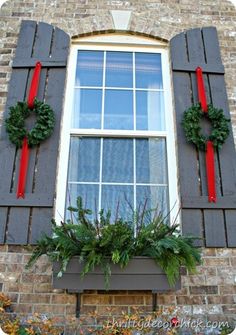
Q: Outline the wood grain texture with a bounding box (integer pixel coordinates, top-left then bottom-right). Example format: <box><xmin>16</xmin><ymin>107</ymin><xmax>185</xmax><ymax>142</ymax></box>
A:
<box><xmin>0</xmin><ymin>20</ymin><xmax>69</xmax><ymax>244</ymax></box>
<box><xmin>171</xmin><ymin>27</ymin><xmax>236</xmax><ymax>247</ymax></box>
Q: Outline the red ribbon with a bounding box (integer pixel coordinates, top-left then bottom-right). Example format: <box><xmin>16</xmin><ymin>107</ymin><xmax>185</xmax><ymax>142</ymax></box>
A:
<box><xmin>17</xmin><ymin>62</ymin><xmax>41</xmax><ymax>198</ymax></box>
<box><xmin>196</xmin><ymin>67</ymin><xmax>208</xmax><ymax>113</ymax></box>
<box><xmin>17</xmin><ymin>137</ymin><xmax>30</xmax><ymax>198</ymax></box>
<box><xmin>206</xmin><ymin>141</ymin><xmax>216</xmax><ymax>202</ymax></box>
<box><xmin>196</xmin><ymin>67</ymin><xmax>216</xmax><ymax>202</ymax></box>
<box><xmin>27</xmin><ymin>61</ymin><xmax>42</xmax><ymax>109</ymax></box>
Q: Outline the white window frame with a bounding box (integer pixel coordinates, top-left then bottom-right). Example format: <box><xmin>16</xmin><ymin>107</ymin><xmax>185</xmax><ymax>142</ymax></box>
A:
<box><xmin>55</xmin><ymin>34</ymin><xmax>179</xmax><ymax>224</ymax></box>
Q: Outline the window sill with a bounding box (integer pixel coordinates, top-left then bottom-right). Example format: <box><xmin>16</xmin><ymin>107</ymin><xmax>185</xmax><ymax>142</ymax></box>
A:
<box><xmin>53</xmin><ymin>256</ymin><xmax>181</xmax><ymax>292</ymax></box>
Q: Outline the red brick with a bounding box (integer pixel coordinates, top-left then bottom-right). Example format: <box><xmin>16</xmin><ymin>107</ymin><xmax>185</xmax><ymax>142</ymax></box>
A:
<box><xmin>176</xmin><ymin>296</ymin><xmax>206</xmax><ymax>305</ymax></box>
<box><xmin>33</xmin><ymin>304</ymin><xmax>65</xmax><ymax>314</ymax></box>
<box><xmin>21</xmin><ymin>274</ymin><xmax>51</xmax><ymax>284</ymax></box>
<box><xmin>114</xmin><ymin>295</ymin><xmax>144</xmax><ymax>305</ymax></box>
<box><xmin>51</xmin><ymin>294</ymin><xmax>76</xmax><ymax>304</ymax></box>
<box><xmin>34</xmin><ymin>284</ymin><xmax>53</xmax><ymax>293</ymax></box>
<box><xmin>156</xmin><ymin>295</ymin><xmax>176</xmax><ymax>305</ymax></box>
<box><xmin>219</xmin><ymin>285</ymin><xmax>236</xmax><ymax>294</ymax></box>
<box><xmin>82</xmin><ymin>294</ymin><xmax>112</xmax><ymax>305</ymax></box>
<box><xmin>189</xmin><ymin>285</ymin><xmax>218</xmax><ymax>295</ymax></box>
<box><xmin>204</xmin><ymin>258</ymin><xmax>230</xmax><ymax>266</ymax></box>
<box><xmin>20</xmin><ymin>294</ymin><xmax>50</xmax><ymax>304</ymax></box>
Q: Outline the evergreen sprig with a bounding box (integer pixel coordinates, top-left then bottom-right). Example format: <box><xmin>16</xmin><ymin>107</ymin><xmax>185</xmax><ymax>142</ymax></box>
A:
<box><xmin>5</xmin><ymin>99</ymin><xmax>55</xmax><ymax>148</ymax></box>
<box><xmin>182</xmin><ymin>103</ymin><xmax>230</xmax><ymax>151</ymax></box>
<box><xmin>26</xmin><ymin>197</ymin><xmax>201</xmax><ymax>289</ymax></box>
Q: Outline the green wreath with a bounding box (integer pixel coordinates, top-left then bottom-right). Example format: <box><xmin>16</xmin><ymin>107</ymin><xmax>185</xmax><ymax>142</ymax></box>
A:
<box><xmin>5</xmin><ymin>99</ymin><xmax>55</xmax><ymax>148</ymax></box>
<box><xmin>182</xmin><ymin>103</ymin><xmax>230</xmax><ymax>151</ymax></box>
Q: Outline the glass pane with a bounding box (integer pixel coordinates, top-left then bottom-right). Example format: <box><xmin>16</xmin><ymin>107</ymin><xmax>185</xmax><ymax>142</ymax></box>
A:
<box><xmin>68</xmin><ymin>137</ymin><xmax>100</xmax><ymax>182</ymax></box>
<box><xmin>135</xmin><ymin>53</ymin><xmax>163</xmax><ymax>89</ymax></box>
<box><xmin>136</xmin><ymin>138</ymin><xmax>168</xmax><ymax>184</ymax></box>
<box><xmin>75</xmin><ymin>51</ymin><xmax>103</xmax><ymax>87</ymax></box>
<box><xmin>65</xmin><ymin>184</ymin><xmax>99</xmax><ymax>221</ymax></box>
<box><xmin>136</xmin><ymin>91</ymin><xmax>165</xmax><ymax>131</ymax></box>
<box><xmin>106</xmin><ymin>51</ymin><xmax>133</xmax><ymax>88</ymax></box>
<box><xmin>101</xmin><ymin>185</ymin><xmax>134</xmax><ymax>222</ymax></box>
<box><xmin>136</xmin><ymin>186</ymin><xmax>168</xmax><ymax>223</ymax></box>
<box><xmin>72</xmin><ymin>89</ymin><xmax>102</xmax><ymax>129</ymax></box>
<box><xmin>102</xmin><ymin>138</ymin><xmax>133</xmax><ymax>183</ymax></box>
<box><xmin>104</xmin><ymin>90</ymin><xmax>133</xmax><ymax>130</ymax></box>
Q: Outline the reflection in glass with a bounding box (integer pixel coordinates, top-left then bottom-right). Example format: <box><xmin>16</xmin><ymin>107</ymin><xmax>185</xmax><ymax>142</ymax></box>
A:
<box><xmin>136</xmin><ymin>186</ymin><xmax>168</xmax><ymax>223</ymax></box>
<box><xmin>66</xmin><ymin>184</ymin><xmax>99</xmax><ymax>220</ymax></box>
<box><xmin>72</xmin><ymin>89</ymin><xmax>102</xmax><ymax>129</ymax></box>
<box><xmin>102</xmin><ymin>138</ymin><xmax>133</xmax><ymax>183</ymax></box>
<box><xmin>135</xmin><ymin>53</ymin><xmax>163</xmax><ymax>89</ymax></box>
<box><xmin>68</xmin><ymin>137</ymin><xmax>100</xmax><ymax>182</ymax></box>
<box><xmin>101</xmin><ymin>185</ymin><xmax>134</xmax><ymax>222</ymax></box>
<box><xmin>104</xmin><ymin>90</ymin><xmax>133</xmax><ymax>129</ymax></box>
<box><xmin>136</xmin><ymin>91</ymin><xmax>165</xmax><ymax>131</ymax></box>
<box><xmin>75</xmin><ymin>51</ymin><xmax>103</xmax><ymax>87</ymax></box>
<box><xmin>106</xmin><ymin>52</ymin><xmax>133</xmax><ymax>88</ymax></box>
<box><xmin>136</xmin><ymin>138</ymin><xmax>167</xmax><ymax>184</ymax></box>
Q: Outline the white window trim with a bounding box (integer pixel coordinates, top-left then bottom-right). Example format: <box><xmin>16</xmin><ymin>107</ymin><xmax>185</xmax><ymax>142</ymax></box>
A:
<box><xmin>55</xmin><ymin>34</ymin><xmax>180</xmax><ymax>224</ymax></box>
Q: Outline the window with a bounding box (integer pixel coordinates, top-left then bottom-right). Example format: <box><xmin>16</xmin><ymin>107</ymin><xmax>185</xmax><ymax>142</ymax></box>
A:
<box><xmin>56</xmin><ymin>35</ymin><xmax>179</xmax><ymax>224</ymax></box>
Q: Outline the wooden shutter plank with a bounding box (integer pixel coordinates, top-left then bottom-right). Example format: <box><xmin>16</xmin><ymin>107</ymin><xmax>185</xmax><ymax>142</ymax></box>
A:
<box><xmin>204</xmin><ymin>210</ymin><xmax>226</xmax><ymax>247</ymax></box>
<box><xmin>0</xmin><ymin>194</ymin><xmax>52</xmax><ymax>207</ymax></box>
<box><xmin>33</xmin><ymin>68</ymin><xmax>66</xmax><ymax>196</ymax></box>
<box><xmin>14</xmin><ymin>21</ymin><xmax>36</xmax><ymax>59</ymax></box>
<box><xmin>209</xmin><ymin>74</ymin><xmax>236</xmax><ymax>196</ymax></box>
<box><xmin>225</xmin><ymin>210</ymin><xmax>236</xmax><ymax>247</ymax></box>
<box><xmin>6</xmin><ymin>208</ymin><xmax>30</xmax><ymax>244</ymax></box>
<box><xmin>182</xmin><ymin>196</ymin><xmax>236</xmax><ymax>209</ymax></box>
<box><xmin>0</xmin><ymin>209</ymin><xmax>8</xmax><ymax>243</ymax></box>
<box><xmin>0</xmin><ymin>69</ymin><xmax>28</xmax><ymax>242</ymax></box>
<box><xmin>0</xmin><ymin>21</ymin><xmax>69</xmax><ymax>244</ymax></box>
<box><xmin>51</xmin><ymin>27</ymin><xmax>70</xmax><ymax>60</ymax></box>
<box><xmin>171</xmin><ymin>27</ymin><xmax>236</xmax><ymax>247</ymax></box>
<box><xmin>30</xmin><ymin>208</ymin><xmax>52</xmax><ymax>243</ymax></box>
<box><xmin>33</xmin><ymin>22</ymin><xmax>53</xmax><ymax>58</ymax></box>
<box><xmin>186</xmin><ymin>28</ymin><xmax>205</xmax><ymax>63</ymax></box>
<box><xmin>202</xmin><ymin>27</ymin><xmax>222</xmax><ymax>66</ymax></box>
<box><xmin>171</xmin><ymin>31</ymin><xmax>188</xmax><ymax>64</ymax></box>
<box><xmin>181</xmin><ymin>209</ymin><xmax>203</xmax><ymax>246</ymax></box>
<box><xmin>172</xmin><ymin>72</ymin><xmax>200</xmax><ymax>196</ymax></box>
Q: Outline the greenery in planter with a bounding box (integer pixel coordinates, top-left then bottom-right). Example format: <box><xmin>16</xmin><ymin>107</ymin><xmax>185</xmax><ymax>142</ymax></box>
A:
<box><xmin>26</xmin><ymin>197</ymin><xmax>201</xmax><ymax>288</ymax></box>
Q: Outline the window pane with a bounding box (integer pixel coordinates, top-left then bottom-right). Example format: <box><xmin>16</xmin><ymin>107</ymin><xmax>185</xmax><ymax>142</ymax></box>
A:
<box><xmin>66</xmin><ymin>184</ymin><xmax>99</xmax><ymax>220</ymax></box>
<box><xmin>101</xmin><ymin>185</ymin><xmax>134</xmax><ymax>221</ymax></box>
<box><xmin>136</xmin><ymin>91</ymin><xmax>165</xmax><ymax>131</ymax></box>
<box><xmin>136</xmin><ymin>138</ymin><xmax>167</xmax><ymax>184</ymax></box>
<box><xmin>75</xmin><ymin>51</ymin><xmax>103</xmax><ymax>87</ymax></box>
<box><xmin>136</xmin><ymin>186</ymin><xmax>168</xmax><ymax>222</ymax></box>
<box><xmin>106</xmin><ymin>51</ymin><xmax>133</xmax><ymax>88</ymax></box>
<box><xmin>135</xmin><ymin>53</ymin><xmax>163</xmax><ymax>89</ymax></box>
<box><xmin>72</xmin><ymin>88</ymin><xmax>102</xmax><ymax>129</ymax></box>
<box><xmin>104</xmin><ymin>90</ymin><xmax>133</xmax><ymax>129</ymax></box>
<box><xmin>102</xmin><ymin>138</ymin><xmax>133</xmax><ymax>183</ymax></box>
<box><xmin>68</xmin><ymin>137</ymin><xmax>100</xmax><ymax>182</ymax></box>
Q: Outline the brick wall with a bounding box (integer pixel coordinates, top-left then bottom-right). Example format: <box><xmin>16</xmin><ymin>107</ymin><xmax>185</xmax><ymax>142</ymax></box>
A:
<box><xmin>0</xmin><ymin>245</ymin><xmax>236</xmax><ymax>331</ymax></box>
<box><xmin>0</xmin><ymin>0</ymin><xmax>236</xmax><ymax>331</ymax></box>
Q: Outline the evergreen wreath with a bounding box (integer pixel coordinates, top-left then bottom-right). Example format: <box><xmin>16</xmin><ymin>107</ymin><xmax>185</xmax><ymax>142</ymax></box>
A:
<box><xmin>182</xmin><ymin>103</ymin><xmax>230</xmax><ymax>151</ymax></box>
<box><xmin>5</xmin><ymin>99</ymin><xmax>55</xmax><ymax>148</ymax></box>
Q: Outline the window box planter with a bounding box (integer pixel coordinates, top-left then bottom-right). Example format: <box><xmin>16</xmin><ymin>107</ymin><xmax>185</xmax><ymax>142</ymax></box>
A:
<box><xmin>53</xmin><ymin>256</ymin><xmax>181</xmax><ymax>292</ymax></box>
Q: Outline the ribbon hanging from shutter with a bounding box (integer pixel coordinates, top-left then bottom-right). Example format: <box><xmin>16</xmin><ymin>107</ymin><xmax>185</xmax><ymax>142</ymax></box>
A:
<box><xmin>0</xmin><ymin>21</ymin><xmax>69</xmax><ymax>244</ymax></box>
<box><xmin>171</xmin><ymin>27</ymin><xmax>236</xmax><ymax>247</ymax></box>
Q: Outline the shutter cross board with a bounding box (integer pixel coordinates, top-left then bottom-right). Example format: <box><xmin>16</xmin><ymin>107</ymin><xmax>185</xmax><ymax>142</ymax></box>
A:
<box><xmin>0</xmin><ymin>21</ymin><xmax>69</xmax><ymax>244</ymax></box>
<box><xmin>171</xmin><ymin>27</ymin><xmax>236</xmax><ymax>247</ymax></box>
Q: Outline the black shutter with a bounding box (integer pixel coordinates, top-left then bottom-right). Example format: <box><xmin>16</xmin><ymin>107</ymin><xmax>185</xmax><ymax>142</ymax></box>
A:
<box><xmin>0</xmin><ymin>21</ymin><xmax>69</xmax><ymax>244</ymax></box>
<box><xmin>170</xmin><ymin>27</ymin><xmax>236</xmax><ymax>247</ymax></box>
